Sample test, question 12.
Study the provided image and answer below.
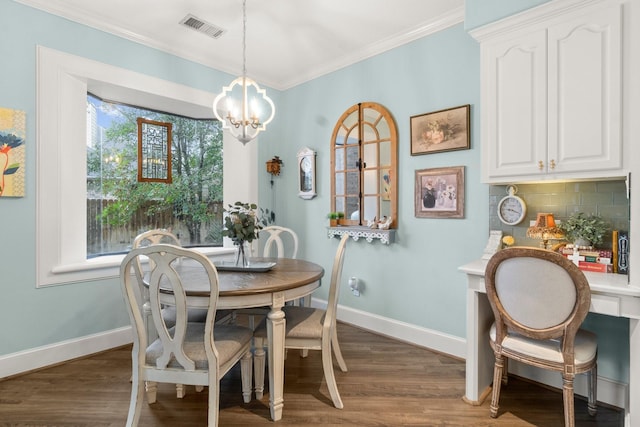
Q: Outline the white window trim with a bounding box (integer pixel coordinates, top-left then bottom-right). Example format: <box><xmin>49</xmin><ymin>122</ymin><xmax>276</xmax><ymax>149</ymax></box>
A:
<box><xmin>36</xmin><ymin>46</ymin><xmax>257</xmax><ymax>287</ymax></box>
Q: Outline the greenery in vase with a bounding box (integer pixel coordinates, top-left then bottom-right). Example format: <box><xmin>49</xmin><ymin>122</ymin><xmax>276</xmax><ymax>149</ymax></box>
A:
<box><xmin>559</xmin><ymin>212</ymin><xmax>609</xmax><ymax>246</ymax></box>
<box><xmin>222</xmin><ymin>201</ymin><xmax>271</xmax><ymax>245</ymax></box>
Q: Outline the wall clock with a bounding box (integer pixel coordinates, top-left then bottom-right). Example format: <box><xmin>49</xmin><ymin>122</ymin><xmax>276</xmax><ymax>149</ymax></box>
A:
<box><xmin>297</xmin><ymin>147</ymin><xmax>316</xmax><ymax>200</ymax></box>
<box><xmin>497</xmin><ymin>185</ymin><xmax>527</xmax><ymax>225</ymax></box>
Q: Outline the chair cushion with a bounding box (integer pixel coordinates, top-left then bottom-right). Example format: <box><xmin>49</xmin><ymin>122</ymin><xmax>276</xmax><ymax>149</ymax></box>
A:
<box><xmin>490</xmin><ymin>323</ymin><xmax>597</xmax><ymax>366</ymax></box>
<box><xmin>254</xmin><ymin>306</ymin><xmax>325</xmax><ymax>340</ymax></box>
<box><xmin>162</xmin><ymin>306</ymin><xmax>232</xmax><ymax>328</ymax></box>
<box><xmin>146</xmin><ymin>322</ymin><xmax>252</xmax><ymax>370</ymax></box>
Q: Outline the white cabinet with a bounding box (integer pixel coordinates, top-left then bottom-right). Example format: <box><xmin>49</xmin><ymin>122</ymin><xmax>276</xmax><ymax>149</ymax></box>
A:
<box><xmin>473</xmin><ymin>0</ymin><xmax>625</xmax><ymax>183</ymax></box>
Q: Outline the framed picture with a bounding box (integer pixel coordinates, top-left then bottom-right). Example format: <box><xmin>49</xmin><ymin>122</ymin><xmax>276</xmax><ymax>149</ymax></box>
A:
<box><xmin>410</xmin><ymin>104</ymin><xmax>470</xmax><ymax>155</ymax></box>
<box><xmin>415</xmin><ymin>166</ymin><xmax>465</xmax><ymax>218</ymax></box>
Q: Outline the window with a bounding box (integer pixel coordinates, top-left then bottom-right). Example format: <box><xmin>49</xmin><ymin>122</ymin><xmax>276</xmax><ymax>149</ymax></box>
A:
<box><xmin>87</xmin><ymin>95</ymin><xmax>224</xmax><ymax>258</ymax></box>
<box><xmin>36</xmin><ymin>46</ymin><xmax>258</xmax><ymax>287</ymax></box>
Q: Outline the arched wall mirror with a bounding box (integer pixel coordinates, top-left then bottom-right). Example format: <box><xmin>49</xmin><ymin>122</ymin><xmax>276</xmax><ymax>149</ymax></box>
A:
<box><xmin>330</xmin><ymin>102</ymin><xmax>398</xmax><ymax>228</ymax></box>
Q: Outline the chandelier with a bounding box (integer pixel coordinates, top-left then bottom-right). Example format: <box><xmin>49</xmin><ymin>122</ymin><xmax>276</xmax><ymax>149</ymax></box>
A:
<box><xmin>213</xmin><ymin>0</ymin><xmax>275</xmax><ymax>144</ymax></box>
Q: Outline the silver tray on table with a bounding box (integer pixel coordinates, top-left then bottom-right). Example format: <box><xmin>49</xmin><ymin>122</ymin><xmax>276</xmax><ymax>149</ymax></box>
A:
<box><xmin>213</xmin><ymin>261</ymin><xmax>276</xmax><ymax>272</ymax></box>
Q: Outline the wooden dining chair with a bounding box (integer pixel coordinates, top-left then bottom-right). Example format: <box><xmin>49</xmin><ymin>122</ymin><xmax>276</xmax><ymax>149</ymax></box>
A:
<box><xmin>131</xmin><ymin>229</ymin><xmax>232</xmax><ymax>398</ymax></box>
<box><xmin>120</xmin><ymin>244</ymin><xmax>253</xmax><ymax>427</ymax></box>
<box><xmin>253</xmin><ymin>233</ymin><xmax>349</xmax><ymax>408</ymax></box>
<box><xmin>485</xmin><ymin>247</ymin><xmax>597</xmax><ymax>427</ymax></box>
<box><xmin>239</xmin><ymin>225</ymin><xmax>301</xmax><ymax>330</ymax></box>
<box><xmin>258</xmin><ymin>225</ymin><xmax>299</xmax><ymax>259</ymax></box>
<box><xmin>133</xmin><ymin>229</ymin><xmax>235</xmax><ymax>326</ymax></box>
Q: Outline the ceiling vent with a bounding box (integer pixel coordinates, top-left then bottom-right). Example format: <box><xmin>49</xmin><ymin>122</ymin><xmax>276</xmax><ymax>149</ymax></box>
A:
<box><xmin>179</xmin><ymin>14</ymin><xmax>226</xmax><ymax>39</ymax></box>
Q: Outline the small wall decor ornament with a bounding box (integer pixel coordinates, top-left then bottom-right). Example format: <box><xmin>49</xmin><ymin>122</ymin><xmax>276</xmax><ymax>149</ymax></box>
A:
<box><xmin>297</xmin><ymin>147</ymin><xmax>316</xmax><ymax>200</ymax></box>
<box><xmin>0</xmin><ymin>107</ymin><xmax>26</xmax><ymax>198</ymax></box>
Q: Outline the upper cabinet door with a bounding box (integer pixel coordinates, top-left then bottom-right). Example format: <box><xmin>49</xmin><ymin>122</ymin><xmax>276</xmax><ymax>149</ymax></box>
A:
<box><xmin>547</xmin><ymin>5</ymin><xmax>622</xmax><ymax>174</ymax></box>
<box><xmin>483</xmin><ymin>30</ymin><xmax>547</xmax><ymax>179</ymax></box>
<box><xmin>475</xmin><ymin>0</ymin><xmax>626</xmax><ymax>184</ymax></box>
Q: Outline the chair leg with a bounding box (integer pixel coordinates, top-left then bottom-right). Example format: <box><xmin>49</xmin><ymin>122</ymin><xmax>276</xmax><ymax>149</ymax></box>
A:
<box><xmin>332</xmin><ymin>332</ymin><xmax>347</xmax><ymax>372</ymax></box>
<box><xmin>208</xmin><ymin>379</ymin><xmax>220</xmax><ymax>427</ymax></box>
<box><xmin>587</xmin><ymin>365</ymin><xmax>597</xmax><ymax>416</ymax></box>
<box><xmin>241</xmin><ymin>350</ymin><xmax>253</xmax><ymax>403</ymax></box>
<box><xmin>489</xmin><ymin>355</ymin><xmax>504</xmax><ymax>418</ymax></box>
<box><xmin>176</xmin><ymin>383</ymin><xmax>186</xmax><ymax>398</ymax></box>
<box><xmin>562</xmin><ymin>374</ymin><xmax>576</xmax><ymax>427</ymax></box>
<box><xmin>145</xmin><ymin>380</ymin><xmax>158</xmax><ymax>404</ymax></box>
<box><xmin>126</xmin><ymin>371</ymin><xmax>145</xmax><ymax>427</ymax></box>
<box><xmin>322</xmin><ymin>335</ymin><xmax>343</xmax><ymax>409</ymax></box>
<box><xmin>501</xmin><ymin>358</ymin><xmax>508</xmax><ymax>385</ymax></box>
<box><xmin>254</xmin><ymin>340</ymin><xmax>266</xmax><ymax>400</ymax></box>
<box><xmin>299</xmin><ymin>296</ymin><xmax>312</xmax><ymax>358</ymax></box>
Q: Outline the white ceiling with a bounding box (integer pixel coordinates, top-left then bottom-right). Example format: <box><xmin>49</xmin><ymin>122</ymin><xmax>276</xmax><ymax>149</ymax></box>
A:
<box><xmin>17</xmin><ymin>0</ymin><xmax>464</xmax><ymax>90</ymax></box>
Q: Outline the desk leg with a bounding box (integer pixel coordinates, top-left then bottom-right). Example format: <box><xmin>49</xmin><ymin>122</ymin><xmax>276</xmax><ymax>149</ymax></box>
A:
<box><xmin>627</xmin><ymin>318</ymin><xmax>640</xmax><ymax>427</ymax></box>
<box><xmin>464</xmin><ymin>289</ymin><xmax>495</xmax><ymax>405</ymax></box>
<box><xmin>267</xmin><ymin>293</ymin><xmax>286</xmax><ymax>421</ymax></box>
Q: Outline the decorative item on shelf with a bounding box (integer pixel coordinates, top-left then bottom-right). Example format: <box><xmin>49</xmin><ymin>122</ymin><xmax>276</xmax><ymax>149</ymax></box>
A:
<box><xmin>222</xmin><ymin>201</ymin><xmax>271</xmax><ymax>267</ymax></box>
<box><xmin>526</xmin><ymin>213</ymin><xmax>565</xmax><ymax>250</ymax></box>
<box><xmin>558</xmin><ymin>212</ymin><xmax>609</xmax><ymax>248</ymax></box>
<box><xmin>502</xmin><ymin>235</ymin><xmax>515</xmax><ymax>248</ymax></box>
<box><xmin>482</xmin><ymin>230</ymin><xmax>503</xmax><ymax>260</ymax></box>
<box><xmin>327</xmin><ymin>212</ymin><xmax>344</xmax><ymax>227</ymax></box>
<box><xmin>212</xmin><ymin>0</ymin><xmax>275</xmax><ymax>144</ymax></box>
<box><xmin>497</xmin><ymin>184</ymin><xmax>527</xmax><ymax>225</ymax></box>
<box><xmin>377</xmin><ymin>216</ymin><xmax>392</xmax><ymax>230</ymax></box>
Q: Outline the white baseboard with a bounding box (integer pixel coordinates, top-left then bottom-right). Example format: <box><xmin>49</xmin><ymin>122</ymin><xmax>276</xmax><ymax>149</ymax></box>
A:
<box><xmin>0</xmin><ymin>303</ymin><xmax>629</xmax><ymax>410</ymax></box>
<box><xmin>0</xmin><ymin>326</ymin><xmax>133</xmax><ymax>379</ymax></box>
<box><xmin>327</xmin><ymin>300</ymin><xmax>467</xmax><ymax>359</ymax></box>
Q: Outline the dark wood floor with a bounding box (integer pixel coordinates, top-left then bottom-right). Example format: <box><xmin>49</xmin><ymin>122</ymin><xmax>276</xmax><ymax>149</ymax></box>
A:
<box><xmin>0</xmin><ymin>322</ymin><xmax>623</xmax><ymax>426</ymax></box>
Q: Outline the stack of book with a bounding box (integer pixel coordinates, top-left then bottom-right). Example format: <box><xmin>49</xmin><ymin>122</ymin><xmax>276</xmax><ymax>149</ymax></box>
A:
<box><xmin>561</xmin><ymin>246</ymin><xmax>613</xmax><ymax>273</ymax></box>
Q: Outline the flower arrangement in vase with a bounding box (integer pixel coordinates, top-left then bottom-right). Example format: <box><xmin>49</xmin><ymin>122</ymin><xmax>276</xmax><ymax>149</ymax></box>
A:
<box><xmin>222</xmin><ymin>202</ymin><xmax>271</xmax><ymax>267</ymax></box>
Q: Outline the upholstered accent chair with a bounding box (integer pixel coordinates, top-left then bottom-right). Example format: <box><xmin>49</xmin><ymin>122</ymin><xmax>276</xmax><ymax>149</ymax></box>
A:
<box><xmin>485</xmin><ymin>247</ymin><xmax>597</xmax><ymax>427</ymax></box>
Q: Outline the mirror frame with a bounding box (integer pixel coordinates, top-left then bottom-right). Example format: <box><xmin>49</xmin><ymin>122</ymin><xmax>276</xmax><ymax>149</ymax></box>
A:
<box><xmin>330</xmin><ymin>102</ymin><xmax>398</xmax><ymax>228</ymax></box>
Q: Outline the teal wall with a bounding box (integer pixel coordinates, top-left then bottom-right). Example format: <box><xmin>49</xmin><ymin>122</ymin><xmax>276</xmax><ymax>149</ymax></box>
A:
<box><xmin>0</xmin><ymin>0</ymin><xmax>629</xmax><ymax>385</ymax></box>
<box><xmin>263</xmin><ymin>24</ymin><xmax>483</xmax><ymax>334</ymax></box>
<box><xmin>465</xmin><ymin>0</ymin><xmax>551</xmax><ymax>30</ymax></box>
<box><xmin>0</xmin><ymin>0</ymin><xmax>281</xmax><ymax>353</ymax></box>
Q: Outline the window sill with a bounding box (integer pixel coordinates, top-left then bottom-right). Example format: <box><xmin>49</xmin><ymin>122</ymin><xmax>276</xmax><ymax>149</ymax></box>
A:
<box><xmin>42</xmin><ymin>247</ymin><xmax>236</xmax><ymax>287</ymax></box>
<box><xmin>327</xmin><ymin>226</ymin><xmax>396</xmax><ymax>245</ymax></box>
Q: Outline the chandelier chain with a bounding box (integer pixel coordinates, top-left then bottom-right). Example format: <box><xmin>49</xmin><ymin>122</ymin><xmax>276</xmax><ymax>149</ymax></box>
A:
<box><xmin>242</xmin><ymin>0</ymin><xmax>247</xmax><ymax>78</ymax></box>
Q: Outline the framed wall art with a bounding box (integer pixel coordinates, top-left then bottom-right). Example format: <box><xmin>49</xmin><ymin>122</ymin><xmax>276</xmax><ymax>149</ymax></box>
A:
<box><xmin>0</xmin><ymin>107</ymin><xmax>26</xmax><ymax>198</ymax></box>
<box><xmin>415</xmin><ymin>166</ymin><xmax>465</xmax><ymax>218</ymax></box>
<box><xmin>410</xmin><ymin>104</ymin><xmax>470</xmax><ymax>156</ymax></box>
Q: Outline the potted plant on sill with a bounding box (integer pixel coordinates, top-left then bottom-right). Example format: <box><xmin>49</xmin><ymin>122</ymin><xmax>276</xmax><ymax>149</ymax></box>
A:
<box><xmin>559</xmin><ymin>212</ymin><xmax>609</xmax><ymax>248</ymax></box>
<box><xmin>327</xmin><ymin>211</ymin><xmax>344</xmax><ymax>227</ymax></box>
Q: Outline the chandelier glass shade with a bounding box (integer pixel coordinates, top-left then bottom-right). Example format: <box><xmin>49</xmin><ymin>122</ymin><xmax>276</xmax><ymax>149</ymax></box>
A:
<box><xmin>213</xmin><ymin>0</ymin><xmax>275</xmax><ymax>144</ymax></box>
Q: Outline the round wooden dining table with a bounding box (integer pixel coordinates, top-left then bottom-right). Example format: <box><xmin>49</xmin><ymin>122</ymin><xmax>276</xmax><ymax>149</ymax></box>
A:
<box><xmin>156</xmin><ymin>256</ymin><xmax>324</xmax><ymax>421</ymax></box>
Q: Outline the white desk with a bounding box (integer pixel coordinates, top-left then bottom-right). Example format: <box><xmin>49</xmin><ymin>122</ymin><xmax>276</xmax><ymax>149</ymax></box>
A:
<box><xmin>459</xmin><ymin>258</ymin><xmax>640</xmax><ymax>427</ymax></box>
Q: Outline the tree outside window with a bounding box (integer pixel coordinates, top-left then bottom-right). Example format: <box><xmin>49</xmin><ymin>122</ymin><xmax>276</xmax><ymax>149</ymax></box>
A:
<box><xmin>86</xmin><ymin>94</ymin><xmax>223</xmax><ymax>257</ymax></box>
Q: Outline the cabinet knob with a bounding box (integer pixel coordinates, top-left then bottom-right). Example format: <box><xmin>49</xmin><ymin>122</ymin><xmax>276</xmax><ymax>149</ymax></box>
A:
<box><xmin>549</xmin><ymin>159</ymin><xmax>556</xmax><ymax>170</ymax></box>
<box><xmin>538</xmin><ymin>160</ymin><xmax>544</xmax><ymax>171</ymax></box>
